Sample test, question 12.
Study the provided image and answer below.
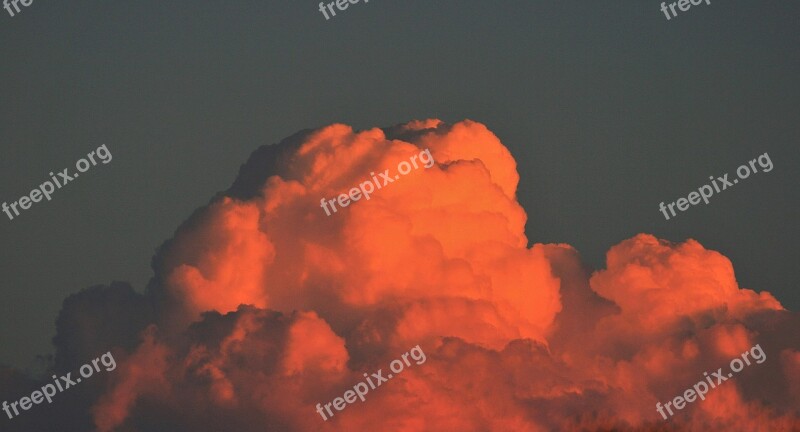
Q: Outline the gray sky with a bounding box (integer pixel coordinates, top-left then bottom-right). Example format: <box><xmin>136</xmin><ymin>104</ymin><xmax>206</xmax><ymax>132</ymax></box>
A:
<box><xmin>0</xmin><ymin>0</ymin><xmax>797</xmax><ymax>369</ymax></box>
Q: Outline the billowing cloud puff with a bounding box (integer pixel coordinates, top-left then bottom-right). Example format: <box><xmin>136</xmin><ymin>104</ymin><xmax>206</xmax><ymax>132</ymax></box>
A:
<box><xmin>2</xmin><ymin>120</ymin><xmax>798</xmax><ymax>432</ymax></box>
<box><xmin>592</xmin><ymin>235</ymin><xmax>781</xmax><ymax>328</ymax></box>
<box><xmin>152</xmin><ymin>119</ymin><xmax>560</xmax><ymax>351</ymax></box>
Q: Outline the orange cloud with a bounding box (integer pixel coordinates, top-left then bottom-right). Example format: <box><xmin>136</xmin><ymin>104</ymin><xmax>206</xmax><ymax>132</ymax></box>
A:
<box><xmin>25</xmin><ymin>120</ymin><xmax>797</xmax><ymax>431</ymax></box>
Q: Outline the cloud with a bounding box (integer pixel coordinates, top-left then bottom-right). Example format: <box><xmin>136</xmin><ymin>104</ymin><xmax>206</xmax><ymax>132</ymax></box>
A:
<box><xmin>2</xmin><ymin>120</ymin><xmax>797</xmax><ymax>431</ymax></box>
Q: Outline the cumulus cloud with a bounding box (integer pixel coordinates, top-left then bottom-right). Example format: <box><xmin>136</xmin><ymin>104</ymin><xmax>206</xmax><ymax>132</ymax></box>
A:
<box><xmin>2</xmin><ymin>120</ymin><xmax>798</xmax><ymax>431</ymax></box>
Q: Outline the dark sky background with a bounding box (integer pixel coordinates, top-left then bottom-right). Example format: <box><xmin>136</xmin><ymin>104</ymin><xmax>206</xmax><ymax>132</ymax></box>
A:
<box><xmin>0</xmin><ymin>0</ymin><xmax>797</xmax><ymax>370</ymax></box>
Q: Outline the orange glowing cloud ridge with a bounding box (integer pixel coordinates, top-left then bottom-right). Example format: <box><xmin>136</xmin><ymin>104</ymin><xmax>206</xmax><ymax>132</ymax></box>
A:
<box><xmin>89</xmin><ymin>120</ymin><xmax>800</xmax><ymax>431</ymax></box>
